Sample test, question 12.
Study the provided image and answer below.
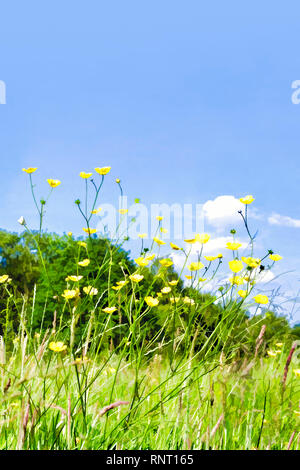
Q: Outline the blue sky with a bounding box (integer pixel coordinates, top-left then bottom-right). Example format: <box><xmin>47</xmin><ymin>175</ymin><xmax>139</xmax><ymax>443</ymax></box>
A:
<box><xmin>0</xmin><ymin>1</ymin><xmax>299</xmax><ymax>321</ymax></box>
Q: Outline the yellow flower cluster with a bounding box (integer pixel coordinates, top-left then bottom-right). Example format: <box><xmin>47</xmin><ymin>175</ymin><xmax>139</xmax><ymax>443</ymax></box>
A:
<box><xmin>79</xmin><ymin>167</ymin><xmax>111</xmax><ymax>178</ymax></box>
<box><xmin>184</xmin><ymin>233</ymin><xmax>210</xmax><ymax>244</ymax></box>
<box><xmin>83</xmin><ymin>286</ymin><xmax>98</xmax><ymax>296</ymax></box>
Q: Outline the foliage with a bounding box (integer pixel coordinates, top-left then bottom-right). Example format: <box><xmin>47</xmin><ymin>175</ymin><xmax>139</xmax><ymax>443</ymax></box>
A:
<box><xmin>0</xmin><ymin>167</ymin><xmax>297</xmax><ymax>450</ymax></box>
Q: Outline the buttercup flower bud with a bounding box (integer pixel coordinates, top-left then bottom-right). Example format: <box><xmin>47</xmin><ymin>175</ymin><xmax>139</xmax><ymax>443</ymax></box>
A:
<box><xmin>18</xmin><ymin>216</ymin><xmax>26</xmax><ymax>226</ymax></box>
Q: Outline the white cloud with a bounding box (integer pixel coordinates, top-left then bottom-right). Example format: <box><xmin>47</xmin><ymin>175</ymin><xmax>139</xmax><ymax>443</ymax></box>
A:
<box><xmin>170</xmin><ymin>253</ymin><xmax>186</xmax><ymax>270</ymax></box>
<box><xmin>203</xmin><ymin>195</ymin><xmax>244</xmax><ymax>229</ymax></box>
<box><xmin>268</xmin><ymin>213</ymin><xmax>300</xmax><ymax>228</ymax></box>
<box><xmin>253</xmin><ymin>269</ymin><xmax>275</xmax><ymax>284</ymax></box>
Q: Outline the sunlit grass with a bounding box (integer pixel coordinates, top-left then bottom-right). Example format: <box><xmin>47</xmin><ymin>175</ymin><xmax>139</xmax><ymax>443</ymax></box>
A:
<box><xmin>0</xmin><ymin>167</ymin><xmax>298</xmax><ymax>450</ymax></box>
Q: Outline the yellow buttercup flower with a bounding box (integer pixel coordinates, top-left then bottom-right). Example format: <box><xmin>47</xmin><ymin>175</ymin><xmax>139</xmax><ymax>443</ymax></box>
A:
<box><xmin>198</xmin><ymin>278</ymin><xmax>207</xmax><ymax>282</ymax></box>
<box><xmin>145</xmin><ymin>296</ymin><xmax>159</xmax><ymax>307</ymax></box>
<box><xmin>184</xmin><ymin>238</ymin><xmax>196</xmax><ymax>244</ymax></box>
<box><xmin>156</xmin><ymin>216</ymin><xmax>163</xmax><ymax>221</ymax></box>
<box><xmin>153</xmin><ymin>237</ymin><xmax>166</xmax><ymax>246</ymax></box>
<box><xmin>78</xmin><ymin>259</ymin><xmax>90</xmax><ymax>267</ymax></box>
<box><xmin>170</xmin><ymin>242</ymin><xmax>180</xmax><ymax>250</ymax></box>
<box><xmin>95</xmin><ymin>166</ymin><xmax>111</xmax><ymax>175</ymax></box>
<box><xmin>22</xmin><ymin>167</ymin><xmax>37</xmax><ymax>174</ymax></box>
<box><xmin>61</xmin><ymin>289</ymin><xmax>80</xmax><ymax>300</ymax></box>
<box><xmin>91</xmin><ymin>207</ymin><xmax>102</xmax><ymax>214</ymax></box>
<box><xmin>119</xmin><ymin>209</ymin><xmax>128</xmax><ymax>214</ymax></box>
<box><xmin>168</xmin><ymin>280</ymin><xmax>179</xmax><ymax>286</ymax></box>
<box><xmin>83</xmin><ymin>228</ymin><xmax>97</xmax><ymax>235</ymax></box>
<box><xmin>275</xmin><ymin>342</ymin><xmax>283</xmax><ymax>348</ymax></box>
<box><xmin>194</xmin><ymin>233</ymin><xmax>210</xmax><ymax>244</ymax></box>
<box><xmin>47</xmin><ymin>179</ymin><xmax>61</xmax><ymax>188</ymax></box>
<box><xmin>170</xmin><ymin>297</ymin><xmax>180</xmax><ymax>304</ymax></box>
<box><xmin>135</xmin><ymin>257</ymin><xmax>149</xmax><ymax>267</ymax></box>
<box><xmin>226</xmin><ymin>242</ymin><xmax>242</xmax><ymax>250</ymax></box>
<box><xmin>129</xmin><ymin>274</ymin><xmax>144</xmax><ymax>283</ymax></box>
<box><xmin>79</xmin><ymin>172</ymin><xmax>92</xmax><ymax>179</ymax></box>
<box><xmin>228</xmin><ymin>260</ymin><xmax>244</xmax><ymax>273</ymax></box>
<box><xmin>75</xmin><ymin>356</ymin><xmax>89</xmax><ymax>365</ymax></box>
<box><xmin>145</xmin><ymin>254</ymin><xmax>156</xmax><ymax>261</ymax></box>
<box><xmin>65</xmin><ymin>275</ymin><xmax>83</xmax><ymax>282</ymax></box>
<box><xmin>229</xmin><ymin>276</ymin><xmax>244</xmax><ymax>285</ymax></box>
<box><xmin>204</xmin><ymin>255</ymin><xmax>219</xmax><ymax>261</ymax></box>
<box><xmin>67</xmin><ymin>232</ymin><xmax>73</xmax><ymax>237</ymax></box>
<box><xmin>159</xmin><ymin>258</ymin><xmax>173</xmax><ymax>268</ymax></box>
<box><xmin>138</xmin><ymin>233</ymin><xmax>147</xmax><ymax>239</ymax></box>
<box><xmin>241</xmin><ymin>257</ymin><xmax>261</xmax><ymax>268</ymax></box>
<box><xmin>83</xmin><ymin>227</ymin><xmax>97</xmax><ymax>235</ymax></box>
<box><xmin>112</xmin><ymin>280</ymin><xmax>128</xmax><ymax>290</ymax></box>
<box><xmin>238</xmin><ymin>290</ymin><xmax>247</xmax><ymax>298</ymax></box>
<box><xmin>83</xmin><ymin>286</ymin><xmax>98</xmax><ymax>296</ymax></box>
<box><xmin>183</xmin><ymin>297</ymin><xmax>195</xmax><ymax>305</ymax></box>
<box><xmin>269</xmin><ymin>254</ymin><xmax>282</xmax><ymax>261</ymax></box>
<box><xmin>185</xmin><ymin>275</ymin><xmax>193</xmax><ymax>280</ymax></box>
<box><xmin>188</xmin><ymin>261</ymin><xmax>204</xmax><ymax>271</ymax></box>
<box><xmin>112</xmin><ymin>285</ymin><xmax>123</xmax><ymax>291</ymax></box>
<box><xmin>78</xmin><ymin>241</ymin><xmax>87</xmax><ymax>248</ymax></box>
<box><xmin>49</xmin><ymin>341</ymin><xmax>67</xmax><ymax>352</ymax></box>
<box><xmin>160</xmin><ymin>227</ymin><xmax>168</xmax><ymax>234</ymax></box>
<box><xmin>267</xmin><ymin>350</ymin><xmax>277</xmax><ymax>358</ymax></box>
<box><xmin>253</xmin><ymin>294</ymin><xmax>269</xmax><ymax>304</ymax></box>
<box><xmin>240</xmin><ymin>195</ymin><xmax>255</xmax><ymax>204</ymax></box>
<box><xmin>293</xmin><ymin>369</ymin><xmax>300</xmax><ymax>377</ymax></box>
<box><xmin>102</xmin><ymin>306</ymin><xmax>117</xmax><ymax>314</ymax></box>
<box><xmin>0</xmin><ymin>275</ymin><xmax>9</xmax><ymax>284</ymax></box>
<box><xmin>161</xmin><ymin>287</ymin><xmax>171</xmax><ymax>294</ymax></box>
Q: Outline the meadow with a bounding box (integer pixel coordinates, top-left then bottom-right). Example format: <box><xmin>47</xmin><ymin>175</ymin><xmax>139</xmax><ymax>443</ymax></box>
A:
<box><xmin>0</xmin><ymin>166</ymin><xmax>299</xmax><ymax>450</ymax></box>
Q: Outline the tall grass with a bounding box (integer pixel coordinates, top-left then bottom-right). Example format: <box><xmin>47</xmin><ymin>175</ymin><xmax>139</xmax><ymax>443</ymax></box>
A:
<box><xmin>0</xmin><ymin>168</ymin><xmax>298</xmax><ymax>450</ymax></box>
<box><xmin>0</xmin><ymin>329</ymin><xmax>299</xmax><ymax>449</ymax></box>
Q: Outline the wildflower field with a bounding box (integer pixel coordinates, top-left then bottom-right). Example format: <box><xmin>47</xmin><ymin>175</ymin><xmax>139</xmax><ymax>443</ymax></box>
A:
<box><xmin>0</xmin><ymin>166</ymin><xmax>299</xmax><ymax>451</ymax></box>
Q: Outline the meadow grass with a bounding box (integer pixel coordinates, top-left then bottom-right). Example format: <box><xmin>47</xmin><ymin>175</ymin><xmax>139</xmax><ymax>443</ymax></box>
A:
<box><xmin>0</xmin><ymin>167</ymin><xmax>299</xmax><ymax>450</ymax></box>
<box><xmin>0</xmin><ymin>333</ymin><xmax>299</xmax><ymax>450</ymax></box>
